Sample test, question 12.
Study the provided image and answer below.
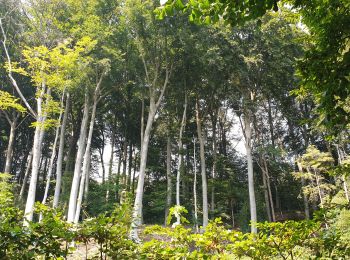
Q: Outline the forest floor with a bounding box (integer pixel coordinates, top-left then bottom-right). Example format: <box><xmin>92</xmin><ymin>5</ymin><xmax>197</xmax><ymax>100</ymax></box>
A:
<box><xmin>67</xmin><ymin>225</ymin><xmax>171</xmax><ymax>259</ymax></box>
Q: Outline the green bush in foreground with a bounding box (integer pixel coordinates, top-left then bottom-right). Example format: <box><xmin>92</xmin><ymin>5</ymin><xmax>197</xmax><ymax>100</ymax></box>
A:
<box><xmin>1</xmin><ymin>173</ymin><xmax>350</xmax><ymax>259</ymax></box>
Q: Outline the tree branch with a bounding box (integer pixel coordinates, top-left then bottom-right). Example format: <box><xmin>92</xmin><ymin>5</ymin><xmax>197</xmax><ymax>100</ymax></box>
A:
<box><xmin>0</xmin><ymin>18</ymin><xmax>36</xmax><ymax>118</ymax></box>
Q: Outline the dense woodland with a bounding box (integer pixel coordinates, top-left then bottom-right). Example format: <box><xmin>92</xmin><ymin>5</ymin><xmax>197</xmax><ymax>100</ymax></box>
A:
<box><xmin>0</xmin><ymin>0</ymin><xmax>350</xmax><ymax>259</ymax></box>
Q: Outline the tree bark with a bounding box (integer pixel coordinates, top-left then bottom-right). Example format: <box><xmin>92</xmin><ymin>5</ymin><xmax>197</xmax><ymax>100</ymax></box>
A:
<box><xmin>128</xmin><ymin>143</ymin><xmax>133</xmax><ymax>191</ymax></box>
<box><xmin>19</xmin><ymin>151</ymin><xmax>33</xmax><ymax>200</ymax></box>
<box><xmin>74</xmin><ymin>89</ymin><xmax>98</xmax><ymax>224</ymax></box>
<box><xmin>106</xmin><ymin>130</ymin><xmax>115</xmax><ymax>201</ymax></box>
<box><xmin>4</xmin><ymin>116</ymin><xmax>17</xmax><ymax>174</ymax></box>
<box><xmin>210</xmin><ymin>109</ymin><xmax>218</xmax><ymax>215</ymax></box>
<box><xmin>41</xmin><ymin>116</ymin><xmax>61</xmax><ymax>210</ymax></box>
<box><xmin>24</xmin><ymin>85</ymin><xmax>48</xmax><ymax>224</ymax></box>
<box><xmin>41</xmin><ymin>92</ymin><xmax>67</xmax><ymax>210</ymax></box>
<box><xmin>67</xmin><ymin>93</ymin><xmax>90</xmax><ymax>223</ymax></box>
<box><xmin>297</xmin><ymin>160</ymin><xmax>310</xmax><ymax>220</ymax></box>
<box><xmin>176</xmin><ymin>94</ymin><xmax>187</xmax><ymax>224</ymax></box>
<box><xmin>196</xmin><ymin>99</ymin><xmax>208</xmax><ymax>228</ymax></box>
<box><xmin>242</xmin><ymin>109</ymin><xmax>257</xmax><ymax>233</ymax></box>
<box><xmin>165</xmin><ymin>136</ymin><xmax>172</xmax><ymax>226</ymax></box>
<box><xmin>53</xmin><ymin>93</ymin><xmax>70</xmax><ymax>208</ymax></box>
<box><xmin>130</xmin><ymin>63</ymin><xmax>170</xmax><ymax>241</ymax></box>
<box><xmin>193</xmin><ymin>137</ymin><xmax>199</xmax><ymax>233</ymax></box>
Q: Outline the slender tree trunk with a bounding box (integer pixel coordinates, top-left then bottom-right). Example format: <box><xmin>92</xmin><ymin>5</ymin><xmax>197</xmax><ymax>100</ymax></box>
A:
<box><xmin>130</xmin><ymin>59</ymin><xmax>170</xmax><ymax>241</ymax></box>
<box><xmin>313</xmin><ymin>168</ymin><xmax>324</xmax><ymax>207</ymax></box>
<box><xmin>24</xmin><ymin>85</ymin><xmax>47</xmax><ymax>224</ymax></box>
<box><xmin>53</xmin><ymin>93</ymin><xmax>70</xmax><ymax>208</ymax></box>
<box><xmin>41</xmin><ymin>118</ymin><xmax>61</xmax><ymax>209</ymax></box>
<box><xmin>19</xmin><ymin>151</ymin><xmax>33</xmax><ymax>199</ymax></box>
<box><xmin>115</xmin><ymin>146</ymin><xmax>122</xmax><ymax>201</ymax></box>
<box><xmin>98</xmin><ymin>128</ymin><xmax>106</xmax><ymax>184</ymax></box>
<box><xmin>297</xmin><ymin>160</ymin><xmax>310</xmax><ymax>219</ymax></box>
<box><xmin>84</xmin><ymin>154</ymin><xmax>90</xmax><ymax>204</ymax></box>
<box><xmin>336</xmin><ymin>145</ymin><xmax>350</xmax><ymax>203</ymax></box>
<box><xmin>131</xmin><ymin>105</ymin><xmax>156</xmax><ymax>239</ymax></box>
<box><xmin>176</xmin><ymin>94</ymin><xmax>187</xmax><ymax>224</ymax></box>
<box><xmin>261</xmin><ymin>160</ymin><xmax>272</xmax><ymax>222</ymax></box>
<box><xmin>67</xmin><ymin>93</ymin><xmax>90</xmax><ymax>223</ymax></box>
<box><xmin>122</xmin><ymin>139</ymin><xmax>128</xmax><ymax>190</ymax></box>
<box><xmin>106</xmin><ymin>132</ymin><xmax>115</xmax><ymax>201</ymax></box>
<box><xmin>74</xmin><ymin>91</ymin><xmax>98</xmax><ymax>224</ymax></box>
<box><xmin>4</xmin><ymin>117</ymin><xmax>17</xmax><ymax>174</ymax></box>
<box><xmin>263</xmin><ymin>157</ymin><xmax>275</xmax><ymax>221</ymax></box>
<box><xmin>132</xmin><ymin>150</ymin><xmax>137</xmax><ymax>195</ymax></box>
<box><xmin>165</xmin><ymin>136</ymin><xmax>172</xmax><ymax>226</ymax></box>
<box><xmin>128</xmin><ymin>143</ymin><xmax>133</xmax><ymax>191</ymax></box>
<box><xmin>193</xmin><ymin>137</ymin><xmax>199</xmax><ymax>233</ymax></box>
<box><xmin>243</xmin><ymin>110</ymin><xmax>257</xmax><ymax>233</ymax></box>
<box><xmin>41</xmin><ymin>92</ymin><xmax>66</xmax><ymax>210</ymax></box>
<box><xmin>196</xmin><ymin>99</ymin><xmax>208</xmax><ymax>228</ymax></box>
<box><xmin>210</xmin><ymin>111</ymin><xmax>218</xmax><ymax>215</ymax></box>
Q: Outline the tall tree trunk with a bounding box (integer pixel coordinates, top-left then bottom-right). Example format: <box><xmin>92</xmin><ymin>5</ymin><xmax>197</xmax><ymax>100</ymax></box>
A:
<box><xmin>297</xmin><ymin>159</ymin><xmax>310</xmax><ymax>219</ymax></box>
<box><xmin>19</xmin><ymin>151</ymin><xmax>33</xmax><ymax>200</ymax></box>
<box><xmin>4</xmin><ymin>116</ymin><xmax>17</xmax><ymax>174</ymax></box>
<box><xmin>131</xmin><ymin>104</ymin><xmax>156</xmax><ymax>239</ymax></box>
<box><xmin>84</xmin><ymin>154</ymin><xmax>91</xmax><ymax>204</ymax></box>
<box><xmin>53</xmin><ymin>93</ymin><xmax>70</xmax><ymax>208</ymax></box>
<box><xmin>130</xmin><ymin>63</ymin><xmax>170</xmax><ymax>241</ymax></box>
<box><xmin>262</xmin><ymin>157</ymin><xmax>275</xmax><ymax>222</ymax></box>
<box><xmin>41</xmin><ymin>92</ymin><xmax>66</xmax><ymax>209</ymax></box>
<box><xmin>176</xmin><ymin>94</ymin><xmax>187</xmax><ymax>224</ymax></box>
<box><xmin>196</xmin><ymin>99</ymin><xmax>208</xmax><ymax>228</ymax></box>
<box><xmin>210</xmin><ymin>110</ymin><xmax>218</xmax><ymax>215</ymax></box>
<box><xmin>122</xmin><ymin>139</ymin><xmax>128</xmax><ymax>190</ymax></box>
<box><xmin>74</xmin><ymin>90</ymin><xmax>98</xmax><ymax>224</ymax></box>
<box><xmin>41</xmin><ymin>119</ymin><xmax>60</xmax><ymax>210</ymax></box>
<box><xmin>193</xmin><ymin>137</ymin><xmax>199</xmax><ymax>233</ymax></box>
<box><xmin>106</xmin><ymin>131</ymin><xmax>115</xmax><ymax>201</ymax></box>
<box><xmin>336</xmin><ymin>145</ymin><xmax>350</xmax><ymax>203</ymax></box>
<box><xmin>67</xmin><ymin>93</ymin><xmax>90</xmax><ymax>223</ymax></box>
<box><xmin>98</xmin><ymin>128</ymin><xmax>106</xmax><ymax>184</ymax></box>
<box><xmin>24</xmin><ymin>85</ymin><xmax>48</xmax><ymax>224</ymax></box>
<box><xmin>132</xmin><ymin>150</ymin><xmax>137</xmax><ymax>195</ymax></box>
<box><xmin>261</xmin><ymin>158</ymin><xmax>272</xmax><ymax>222</ymax></box>
<box><xmin>128</xmin><ymin>143</ymin><xmax>133</xmax><ymax>191</ymax></box>
<box><xmin>242</xmin><ymin>109</ymin><xmax>257</xmax><ymax>233</ymax></box>
<box><xmin>165</xmin><ymin>136</ymin><xmax>172</xmax><ymax>226</ymax></box>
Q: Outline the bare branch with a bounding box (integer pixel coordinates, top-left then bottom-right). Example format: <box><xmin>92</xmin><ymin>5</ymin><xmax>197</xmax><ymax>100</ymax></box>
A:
<box><xmin>0</xmin><ymin>18</ymin><xmax>36</xmax><ymax>118</ymax></box>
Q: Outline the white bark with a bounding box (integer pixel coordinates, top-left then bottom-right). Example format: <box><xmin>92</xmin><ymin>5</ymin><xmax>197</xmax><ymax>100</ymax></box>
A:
<box><xmin>106</xmin><ymin>132</ymin><xmax>115</xmax><ymax>202</ymax></box>
<box><xmin>20</xmin><ymin>151</ymin><xmax>33</xmax><ymax>199</ymax></box>
<box><xmin>243</xmin><ymin>111</ymin><xmax>257</xmax><ymax>233</ymax></box>
<box><xmin>336</xmin><ymin>145</ymin><xmax>350</xmax><ymax>203</ymax></box>
<box><xmin>24</xmin><ymin>85</ymin><xmax>47</xmax><ymax>224</ymax></box>
<box><xmin>130</xmin><ymin>64</ymin><xmax>170</xmax><ymax>242</ymax></box>
<box><xmin>196</xmin><ymin>99</ymin><xmax>208</xmax><ymax>228</ymax></box>
<box><xmin>297</xmin><ymin>160</ymin><xmax>310</xmax><ymax>220</ymax></box>
<box><xmin>74</xmin><ymin>75</ymin><xmax>103</xmax><ymax>223</ymax></box>
<box><xmin>41</xmin><ymin>118</ymin><xmax>60</xmax><ymax>206</ymax></box>
<box><xmin>4</xmin><ymin>117</ymin><xmax>17</xmax><ymax>173</ymax></box>
<box><xmin>131</xmin><ymin>104</ymin><xmax>156</xmax><ymax>232</ymax></box>
<box><xmin>193</xmin><ymin>137</ymin><xmax>199</xmax><ymax>233</ymax></box>
<box><xmin>67</xmin><ymin>93</ymin><xmax>90</xmax><ymax>222</ymax></box>
<box><xmin>41</xmin><ymin>92</ymin><xmax>67</xmax><ymax>211</ymax></box>
<box><xmin>165</xmin><ymin>136</ymin><xmax>172</xmax><ymax>225</ymax></box>
<box><xmin>74</xmin><ymin>91</ymin><xmax>98</xmax><ymax>224</ymax></box>
<box><xmin>176</xmin><ymin>94</ymin><xmax>187</xmax><ymax>224</ymax></box>
<box><xmin>84</xmin><ymin>154</ymin><xmax>91</xmax><ymax>203</ymax></box>
<box><xmin>53</xmin><ymin>93</ymin><xmax>70</xmax><ymax>208</ymax></box>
